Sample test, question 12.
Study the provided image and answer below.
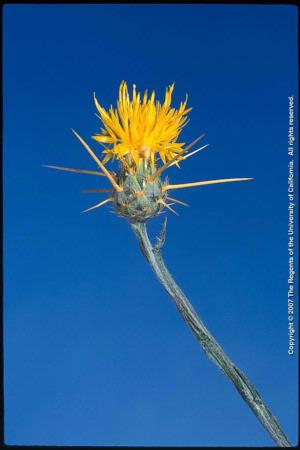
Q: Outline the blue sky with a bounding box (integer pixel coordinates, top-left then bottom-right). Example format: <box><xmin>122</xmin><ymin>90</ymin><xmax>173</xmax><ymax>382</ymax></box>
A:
<box><xmin>3</xmin><ymin>4</ymin><xmax>298</xmax><ymax>446</ymax></box>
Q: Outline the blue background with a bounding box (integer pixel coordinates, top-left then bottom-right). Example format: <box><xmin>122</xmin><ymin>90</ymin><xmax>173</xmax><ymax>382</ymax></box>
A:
<box><xmin>3</xmin><ymin>4</ymin><xmax>298</xmax><ymax>447</ymax></box>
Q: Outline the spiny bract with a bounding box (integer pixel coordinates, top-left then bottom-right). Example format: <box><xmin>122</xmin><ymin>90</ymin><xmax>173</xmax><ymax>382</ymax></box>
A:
<box><xmin>44</xmin><ymin>81</ymin><xmax>252</xmax><ymax>221</ymax></box>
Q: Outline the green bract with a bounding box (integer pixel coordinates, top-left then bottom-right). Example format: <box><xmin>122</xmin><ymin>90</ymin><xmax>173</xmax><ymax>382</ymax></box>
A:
<box><xmin>113</xmin><ymin>163</ymin><xmax>167</xmax><ymax>222</ymax></box>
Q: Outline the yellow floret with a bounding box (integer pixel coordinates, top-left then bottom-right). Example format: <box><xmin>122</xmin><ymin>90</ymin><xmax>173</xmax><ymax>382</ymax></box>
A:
<box><xmin>92</xmin><ymin>81</ymin><xmax>192</xmax><ymax>167</ymax></box>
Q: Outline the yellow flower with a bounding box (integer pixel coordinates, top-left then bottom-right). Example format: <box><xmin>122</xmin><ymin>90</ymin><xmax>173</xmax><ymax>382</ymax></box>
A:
<box><xmin>44</xmin><ymin>82</ymin><xmax>253</xmax><ymax>218</ymax></box>
<box><xmin>92</xmin><ymin>81</ymin><xmax>192</xmax><ymax>167</ymax></box>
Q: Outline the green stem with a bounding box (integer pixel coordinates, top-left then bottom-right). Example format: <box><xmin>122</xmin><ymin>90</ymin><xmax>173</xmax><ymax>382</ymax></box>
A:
<box><xmin>131</xmin><ymin>220</ymin><xmax>291</xmax><ymax>447</ymax></box>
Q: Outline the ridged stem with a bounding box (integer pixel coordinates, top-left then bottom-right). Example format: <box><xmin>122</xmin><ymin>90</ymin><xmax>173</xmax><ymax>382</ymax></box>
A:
<box><xmin>131</xmin><ymin>220</ymin><xmax>291</xmax><ymax>447</ymax></box>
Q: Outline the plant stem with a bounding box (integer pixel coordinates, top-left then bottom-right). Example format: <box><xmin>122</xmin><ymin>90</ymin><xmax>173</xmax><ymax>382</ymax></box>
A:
<box><xmin>131</xmin><ymin>220</ymin><xmax>291</xmax><ymax>447</ymax></box>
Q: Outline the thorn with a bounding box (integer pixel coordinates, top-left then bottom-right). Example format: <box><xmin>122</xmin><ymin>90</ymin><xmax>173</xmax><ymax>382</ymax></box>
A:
<box><xmin>43</xmin><ymin>165</ymin><xmax>105</xmax><ymax>177</ymax></box>
<box><xmin>166</xmin><ymin>196</ymin><xmax>189</xmax><ymax>207</ymax></box>
<box><xmin>148</xmin><ymin>134</ymin><xmax>207</xmax><ymax>181</ymax></box>
<box><xmin>81</xmin><ymin>197</ymin><xmax>113</xmax><ymax>213</ymax></box>
<box><xmin>80</xmin><ymin>189</ymin><xmax>113</xmax><ymax>193</ymax></box>
<box><xmin>71</xmin><ymin>129</ymin><xmax>123</xmax><ymax>192</ymax></box>
<box><xmin>163</xmin><ymin>178</ymin><xmax>254</xmax><ymax>191</ymax></box>
<box><xmin>183</xmin><ymin>133</ymin><xmax>207</xmax><ymax>153</ymax></box>
<box><xmin>168</xmin><ymin>144</ymin><xmax>210</xmax><ymax>168</ymax></box>
<box><xmin>157</xmin><ymin>198</ymin><xmax>179</xmax><ymax>216</ymax></box>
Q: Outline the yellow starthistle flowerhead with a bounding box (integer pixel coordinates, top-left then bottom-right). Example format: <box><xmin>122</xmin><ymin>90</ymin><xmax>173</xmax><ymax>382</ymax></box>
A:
<box><xmin>92</xmin><ymin>81</ymin><xmax>191</xmax><ymax>168</ymax></box>
<box><xmin>44</xmin><ymin>81</ymin><xmax>252</xmax><ymax>221</ymax></box>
